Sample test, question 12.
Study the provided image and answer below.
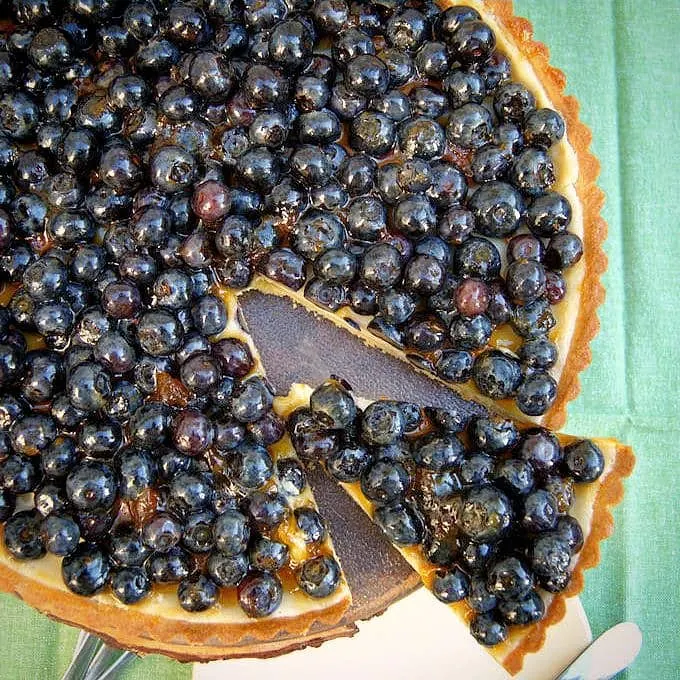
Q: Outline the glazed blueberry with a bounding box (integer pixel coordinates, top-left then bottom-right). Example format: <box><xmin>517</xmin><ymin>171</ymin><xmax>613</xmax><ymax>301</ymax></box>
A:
<box><xmin>41</xmin><ymin>514</ymin><xmax>80</xmax><ymax>556</ymax></box>
<box><xmin>467</xmin><ymin>577</ymin><xmax>498</xmax><ymax>613</ymax></box>
<box><xmin>524</xmin><ymin>108</ymin><xmax>565</xmax><ymax>149</ymax></box>
<box><xmin>447</xmin><ymin>103</ymin><xmax>493</xmax><ymax>149</ymax></box>
<box><xmin>249</xmin><ymin>535</ymin><xmax>289</xmax><ymax>572</ymax></box>
<box><xmin>555</xmin><ymin>515</ymin><xmax>584</xmax><ymax>553</ymax></box>
<box><xmin>137</xmin><ymin>310</ymin><xmax>183</xmax><ymax>356</ymax></box>
<box><xmin>386</xmin><ymin>9</ymin><xmax>428</xmax><ymax>52</ymax></box>
<box><xmin>544</xmin><ymin>233</ymin><xmax>584</xmax><ymax>270</ymax></box>
<box><xmin>494</xmin><ymin>82</ymin><xmax>536</xmax><ymax>123</ymax></box>
<box><xmin>177</xmin><ymin>575</ymin><xmax>219</xmax><ymax>612</ymax></box>
<box><xmin>510</xmin><ymin>147</ymin><xmax>555</xmax><ymax>196</ymax></box>
<box><xmin>544</xmin><ymin>476</ymin><xmax>575</xmax><ymax>514</ymax></box>
<box><xmin>298</xmin><ymin>555</ymin><xmax>341</xmax><ymax>598</ymax></box>
<box><xmin>374</xmin><ymin>502</ymin><xmax>424</xmax><ymax>546</ymax></box>
<box><xmin>497</xmin><ymin>589</ymin><xmax>545</xmax><ymax>625</ymax></box>
<box><xmin>457</xmin><ymin>486</ymin><xmax>513</xmax><ymax>543</ymax></box>
<box><xmin>229</xmin><ymin>442</ymin><xmax>274</xmax><ymax>488</ymax></box>
<box><xmin>469</xmin><ymin>613</ymin><xmax>507</xmax><ymax>647</ymax></box>
<box><xmin>495</xmin><ymin>458</ymin><xmax>535</xmax><ymax>497</ymax></box>
<box><xmin>450</xmin><ymin>314</ymin><xmax>493</xmax><ymax>351</ymax></box>
<box><xmin>325</xmin><ymin>444</ymin><xmax>372</xmax><ymax>483</ymax></box>
<box><xmin>249</xmin><ymin>490</ymin><xmax>289</xmax><ymax>529</ymax></box>
<box><xmin>398</xmin><ymin>117</ymin><xmax>445</xmax><ymax>159</ymax></box>
<box><xmin>530</xmin><ymin>532</ymin><xmax>572</xmax><ymax>583</ymax></box>
<box><xmin>168</xmin><ymin>472</ymin><xmax>214</xmax><ymax>514</ymax></box>
<box><xmin>563</xmin><ymin>440</ymin><xmax>605</xmax><ymax>482</ymax></box>
<box><xmin>62</xmin><ymin>543</ymin><xmax>110</xmax><ymax>596</ymax></box>
<box><xmin>512</xmin><ymin>299</ymin><xmax>556</xmax><ymax>339</ymax></box>
<box><xmin>65</xmin><ymin>461</ymin><xmax>117</xmax><ymax>511</ymax></box>
<box><xmin>459</xmin><ymin>453</ymin><xmax>494</xmax><ymax>488</ymax></box>
<box><xmin>413</xmin><ymin>433</ymin><xmax>464</xmax><ymax>471</ymax></box>
<box><xmin>108</xmin><ymin>525</ymin><xmax>151</xmax><ymax>567</ymax></box>
<box><xmin>487</xmin><ymin>557</ymin><xmax>533</xmax><ymax>601</ymax></box>
<box><xmin>350</xmin><ymin>111</ymin><xmax>395</xmax><ymax>156</ymax></box>
<box><xmin>111</xmin><ymin>567</ymin><xmax>151</xmax><ymax>605</ymax></box>
<box><xmin>473</xmin><ymin>350</ymin><xmax>523</xmax><ymax>400</ymax></box>
<box><xmin>4</xmin><ymin>511</ymin><xmax>46</xmax><ymax>560</ymax></box>
<box><xmin>143</xmin><ymin>513</ymin><xmax>183</xmax><ymax>553</ymax></box>
<box><xmin>442</xmin><ymin>70</ymin><xmax>485</xmax><ymax>109</ymax></box>
<box><xmin>436</xmin><ymin>350</ymin><xmax>474</xmax><ymax>383</ymax></box>
<box><xmin>309</xmin><ymin>380</ymin><xmax>357</xmax><ymax>428</ymax></box>
<box><xmin>471</xmin><ymin>416</ymin><xmax>520</xmax><ymax>455</ymax></box>
<box><xmin>361</xmin><ymin>401</ymin><xmax>405</xmax><ymax>446</ymax></box>
<box><xmin>469</xmin><ymin>180</ymin><xmax>525</xmax><ymax>236</ymax></box>
<box><xmin>361</xmin><ymin>459</ymin><xmax>411</xmax><ymax>505</ymax></box>
<box><xmin>207</xmin><ymin>551</ymin><xmax>249</xmax><ymax>587</ymax></box>
<box><xmin>231</xmin><ymin>377</ymin><xmax>274</xmax><ymax>423</ymax></box>
<box><xmin>359</xmin><ymin>243</ymin><xmax>403</xmax><ymax>290</ymax></box>
<box><xmin>454</xmin><ymin>237</ymin><xmax>501</xmax><ymax>280</ymax></box>
<box><xmin>34</xmin><ymin>482</ymin><xmax>68</xmax><ymax>516</ymax></box>
<box><xmin>117</xmin><ymin>449</ymin><xmax>156</xmax><ymax>499</ymax></box>
<box><xmin>238</xmin><ymin>571</ymin><xmax>283</xmax><ymax>618</ymax></box>
<box><xmin>516</xmin><ymin>371</ymin><xmax>558</xmax><ymax>416</ymax></box>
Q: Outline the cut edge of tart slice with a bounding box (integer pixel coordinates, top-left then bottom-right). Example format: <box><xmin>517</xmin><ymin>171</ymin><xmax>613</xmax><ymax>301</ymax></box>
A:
<box><xmin>276</xmin><ymin>382</ymin><xmax>634</xmax><ymax>677</ymax></box>
<box><xmin>245</xmin><ymin>0</ymin><xmax>607</xmax><ymax>432</ymax></box>
<box><xmin>0</xmin><ymin>294</ymin><xmax>352</xmax><ymax>662</ymax></box>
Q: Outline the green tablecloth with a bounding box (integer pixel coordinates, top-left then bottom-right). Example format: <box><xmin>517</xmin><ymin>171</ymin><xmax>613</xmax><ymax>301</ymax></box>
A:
<box><xmin>1</xmin><ymin>1</ymin><xmax>678</xmax><ymax>678</ymax></box>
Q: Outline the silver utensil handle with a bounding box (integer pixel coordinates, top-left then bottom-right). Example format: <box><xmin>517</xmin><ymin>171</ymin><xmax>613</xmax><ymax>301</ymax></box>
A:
<box><xmin>61</xmin><ymin>631</ymin><xmax>138</xmax><ymax>680</ymax></box>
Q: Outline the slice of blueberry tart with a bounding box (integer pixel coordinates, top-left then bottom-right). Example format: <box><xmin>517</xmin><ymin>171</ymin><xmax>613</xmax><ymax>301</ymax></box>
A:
<box><xmin>279</xmin><ymin>380</ymin><xmax>634</xmax><ymax>675</ymax></box>
<box><xmin>0</xmin><ymin>0</ymin><xmax>628</xmax><ymax>675</ymax></box>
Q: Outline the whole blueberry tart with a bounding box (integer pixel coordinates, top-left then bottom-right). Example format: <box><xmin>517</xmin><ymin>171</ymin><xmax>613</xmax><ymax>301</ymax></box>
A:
<box><xmin>0</xmin><ymin>0</ymin><xmax>634</xmax><ymax>675</ymax></box>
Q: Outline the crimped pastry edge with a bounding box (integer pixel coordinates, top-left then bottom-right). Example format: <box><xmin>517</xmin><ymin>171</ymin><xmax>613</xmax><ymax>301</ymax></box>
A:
<box><xmin>479</xmin><ymin>0</ymin><xmax>609</xmax><ymax>431</ymax></box>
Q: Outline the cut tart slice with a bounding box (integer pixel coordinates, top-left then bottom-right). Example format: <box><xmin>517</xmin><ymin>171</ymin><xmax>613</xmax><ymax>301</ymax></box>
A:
<box><xmin>0</xmin><ymin>294</ymin><xmax>351</xmax><ymax>659</ymax></box>
<box><xmin>278</xmin><ymin>380</ymin><xmax>634</xmax><ymax>676</ymax></box>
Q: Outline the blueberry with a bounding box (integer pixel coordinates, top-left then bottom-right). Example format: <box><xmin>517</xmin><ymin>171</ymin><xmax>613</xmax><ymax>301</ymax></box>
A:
<box><xmin>471</xmin><ymin>416</ymin><xmax>520</xmax><ymax>454</ymax></box>
<box><xmin>524</xmin><ymin>108</ymin><xmax>565</xmax><ymax>148</ymax></box>
<box><xmin>361</xmin><ymin>401</ymin><xmax>405</xmax><ymax>446</ymax></box>
<box><xmin>494</xmin><ymin>82</ymin><xmax>536</xmax><ymax>123</ymax></box>
<box><xmin>555</xmin><ymin>515</ymin><xmax>584</xmax><ymax>554</ymax></box>
<box><xmin>249</xmin><ymin>490</ymin><xmax>289</xmax><ymax>529</ymax></box>
<box><xmin>0</xmin><ymin>454</ymin><xmax>39</xmax><ymax>494</ymax></box>
<box><xmin>238</xmin><ymin>571</ymin><xmax>283</xmax><ymax>617</ymax></box>
<box><xmin>34</xmin><ymin>482</ymin><xmax>68</xmax><ymax>516</ymax></box>
<box><xmin>459</xmin><ymin>453</ymin><xmax>494</xmax><ymax>488</ymax></box>
<box><xmin>108</xmin><ymin>525</ymin><xmax>151</xmax><ymax>567</ymax></box>
<box><xmin>65</xmin><ymin>460</ymin><xmax>117</xmax><ymax>511</ymax></box>
<box><xmin>41</xmin><ymin>514</ymin><xmax>80</xmax><ymax>556</ymax></box>
<box><xmin>297</xmin><ymin>555</ymin><xmax>341</xmax><ymax>597</ymax></box>
<box><xmin>229</xmin><ymin>441</ymin><xmax>274</xmax><ymax>489</ymax></box>
<box><xmin>129</xmin><ymin>402</ymin><xmax>171</xmax><ymax>446</ymax></box>
<box><xmin>432</xmin><ymin>566</ymin><xmax>470</xmax><ymax>603</ymax></box>
<box><xmin>454</xmin><ymin>237</ymin><xmax>501</xmax><ymax>280</ymax></box>
<box><xmin>309</xmin><ymin>380</ymin><xmax>356</xmax><ymax>429</ymax></box>
<box><xmin>563</xmin><ymin>440</ymin><xmax>605</xmax><ymax>483</ymax></box>
<box><xmin>137</xmin><ymin>310</ymin><xmax>183</xmax><ymax>356</ymax></box>
<box><xmin>511</xmin><ymin>147</ymin><xmax>555</xmax><ymax>196</ymax></box>
<box><xmin>374</xmin><ymin>502</ymin><xmax>424</xmax><ymax>545</ymax></box>
<box><xmin>442</xmin><ymin>70</ymin><xmax>485</xmax><ymax>109</ymax></box>
<box><xmin>62</xmin><ymin>543</ymin><xmax>110</xmax><ymax>595</ymax></box>
<box><xmin>447</xmin><ymin>103</ymin><xmax>492</xmax><ymax>149</ymax></box>
<box><xmin>518</xmin><ymin>428</ymin><xmax>562</xmax><ymax>474</ymax></box>
<box><xmin>147</xmin><ymin>547</ymin><xmax>191</xmax><ymax>583</ymax></box>
<box><xmin>530</xmin><ymin>532</ymin><xmax>572</xmax><ymax>584</ymax></box>
<box><xmin>169</xmin><ymin>471</ymin><xmax>214</xmax><ymax>515</ymax></box>
<box><xmin>111</xmin><ymin>567</ymin><xmax>151</xmax><ymax>605</ymax></box>
<box><xmin>544</xmin><ymin>233</ymin><xmax>584</xmax><ymax>270</ymax></box>
<box><xmin>450</xmin><ymin>314</ymin><xmax>493</xmax><ymax>351</ymax></box>
<box><xmin>231</xmin><ymin>377</ymin><xmax>274</xmax><ymax>423</ymax></box>
<box><xmin>497</xmin><ymin>589</ymin><xmax>546</xmax><ymax>625</ymax></box>
<box><xmin>207</xmin><ymin>551</ymin><xmax>249</xmax><ymax>587</ymax></box>
<box><xmin>386</xmin><ymin>9</ymin><xmax>428</xmax><ymax>52</ymax></box>
<box><xmin>371</xmin><ymin>89</ymin><xmax>412</xmax><ymax>122</ymax></box>
<box><xmin>494</xmin><ymin>459</ymin><xmax>534</xmax><ymax>497</ymax></box>
<box><xmin>176</xmin><ymin>575</ymin><xmax>219</xmax><ymax>612</ymax></box>
<box><xmin>350</xmin><ymin>111</ymin><xmax>395</xmax><ymax>157</ymax></box>
<box><xmin>291</xmin><ymin>209</ymin><xmax>344</xmax><ymax>259</ymax></box>
<box><xmin>473</xmin><ymin>350</ymin><xmax>523</xmax><ymax>400</ymax></box>
<box><xmin>4</xmin><ymin>510</ymin><xmax>46</xmax><ymax>560</ymax></box>
<box><xmin>469</xmin><ymin>613</ymin><xmax>507</xmax><ymax>646</ymax></box>
<box><xmin>361</xmin><ymin>459</ymin><xmax>411</xmax><ymax>505</ymax></box>
<box><xmin>0</xmin><ymin>491</ymin><xmax>15</xmax><ymax>523</ymax></box>
<box><xmin>398</xmin><ymin>116</ymin><xmax>445</xmax><ymax>159</ymax></box>
<box><xmin>276</xmin><ymin>457</ymin><xmax>307</xmax><ymax>496</ymax></box>
<box><xmin>469</xmin><ymin>181</ymin><xmax>525</xmax><ymax>237</ymax></box>
<box><xmin>413</xmin><ymin>433</ymin><xmax>464</xmax><ymax>471</ymax></box>
<box><xmin>457</xmin><ymin>486</ymin><xmax>513</xmax><ymax>543</ymax></box>
<box><xmin>249</xmin><ymin>535</ymin><xmax>289</xmax><ymax>572</ymax></box>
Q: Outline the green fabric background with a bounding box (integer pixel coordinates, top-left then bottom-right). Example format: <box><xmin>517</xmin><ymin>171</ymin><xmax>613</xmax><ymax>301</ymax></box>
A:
<box><xmin>1</xmin><ymin>1</ymin><xmax>678</xmax><ymax>678</ymax></box>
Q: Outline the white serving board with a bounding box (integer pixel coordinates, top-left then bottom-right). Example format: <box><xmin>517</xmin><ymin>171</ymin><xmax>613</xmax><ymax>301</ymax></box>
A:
<box><xmin>193</xmin><ymin>589</ymin><xmax>592</xmax><ymax>680</ymax></box>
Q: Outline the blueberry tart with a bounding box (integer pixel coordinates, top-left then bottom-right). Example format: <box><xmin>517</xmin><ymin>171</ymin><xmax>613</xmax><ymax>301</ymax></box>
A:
<box><xmin>0</xmin><ymin>0</ymin><xmax>629</xmax><ymax>675</ymax></box>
